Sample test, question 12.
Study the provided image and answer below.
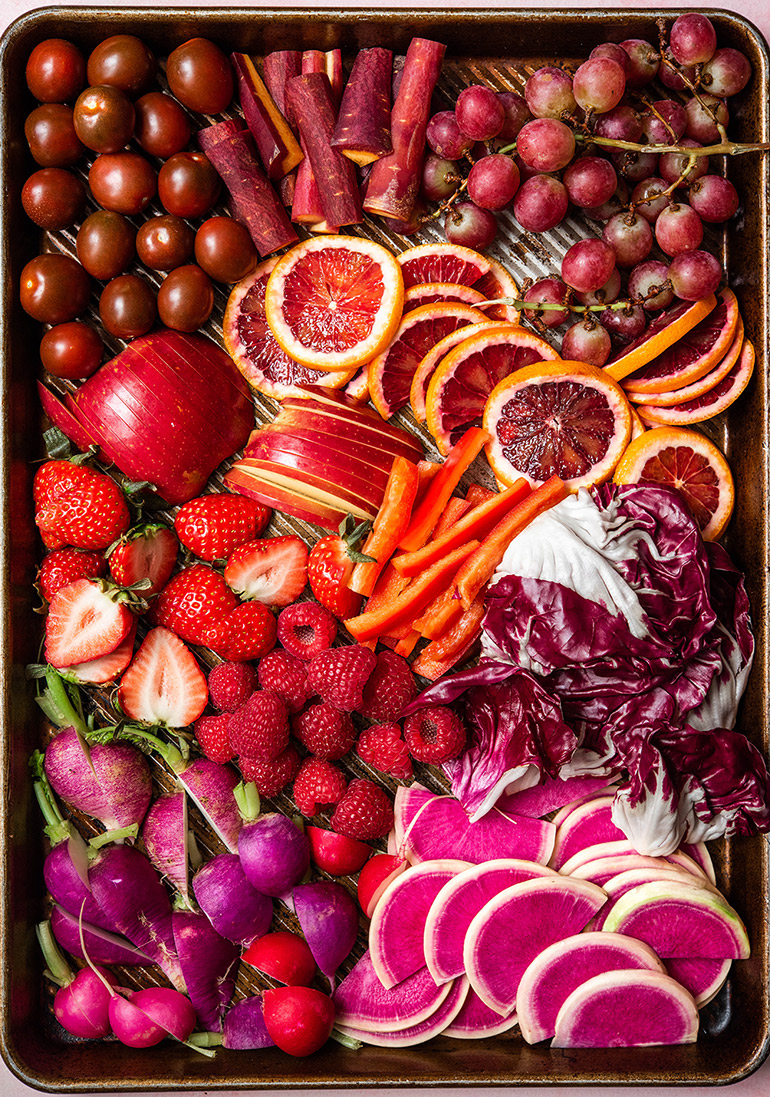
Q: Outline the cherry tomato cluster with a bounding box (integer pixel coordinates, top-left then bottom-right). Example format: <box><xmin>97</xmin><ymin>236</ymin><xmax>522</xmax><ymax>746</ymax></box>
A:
<box><xmin>21</xmin><ymin>34</ymin><xmax>259</xmax><ymax>378</ymax></box>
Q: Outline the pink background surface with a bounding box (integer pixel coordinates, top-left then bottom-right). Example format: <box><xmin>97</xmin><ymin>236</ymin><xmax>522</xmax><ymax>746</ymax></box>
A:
<box><xmin>1</xmin><ymin>1</ymin><xmax>768</xmax><ymax>1095</ymax></box>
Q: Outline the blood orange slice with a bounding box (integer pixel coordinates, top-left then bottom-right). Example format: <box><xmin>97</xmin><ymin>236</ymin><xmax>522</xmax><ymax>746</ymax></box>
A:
<box><xmin>426</xmin><ymin>326</ymin><xmax>561</xmax><ymax>456</ymax></box>
<box><xmin>473</xmin><ymin>256</ymin><xmax>522</xmax><ymax>323</ymax></box>
<box><xmin>264</xmin><ymin>236</ymin><xmax>404</xmax><ymax>371</ymax></box>
<box><xmin>342</xmin><ymin>366</ymin><xmax>370</xmax><ymax>403</ymax></box>
<box><xmin>403</xmin><ymin>282</ymin><xmax>486</xmax><ymax>312</ymax></box>
<box><xmin>368</xmin><ymin>302</ymin><xmax>488</xmax><ymax>419</ymax></box>
<box><xmin>629</xmin><ymin>408</ymin><xmax>646</xmax><ymax>441</ymax></box>
<box><xmin>224</xmin><ymin>258</ymin><xmax>355</xmax><ymax>399</ymax></box>
<box><xmin>409</xmin><ymin>320</ymin><xmax>504</xmax><ymax>423</ymax></box>
<box><xmin>484</xmin><ymin>360</ymin><xmax>632</xmax><ymax>489</ymax></box>
<box><xmin>613</xmin><ymin>426</ymin><xmax>734</xmax><ymax>540</ymax></box>
<box><xmin>620</xmin><ymin>289</ymin><xmax>739</xmax><ymax>395</ymax></box>
<box><xmin>603</xmin><ymin>295</ymin><xmax>717</xmax><ymax>383</ymax></box>
<box><xmin>397</xmin><ymin>242</ymin><xmax>491</xmax><ymax>289</ymax></box>
<box><xmin>625</xmin><ymin>313</ymin><xmax>744</xmax><ymax>407</ymax></box>
<box><xmin>637</xmin><ymin>340</ymin><xmax>755</xmax><ymax>427</ymax></box>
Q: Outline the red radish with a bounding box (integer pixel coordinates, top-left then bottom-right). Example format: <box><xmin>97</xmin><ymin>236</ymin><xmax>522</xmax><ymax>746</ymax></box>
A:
<box><xmin>109</xmin><ymin>986</ymin><xmax>197</xmax><ymax>1048</ymax></box>
<box><xmin>55</xmin><ymin>966</ymin><xmax>117</xmax><ymax>1038</ymax></box>
<box><xmin>44</xmin><ymin>578</ymin><xmax>134</xmax><ymax>668</ymax></box>
<box><xmin>178</xmin><ymin>759</ymin><xmax>242</xmax><ymax>854</ymax></box>
<box><xmin>51</xmin><ymin>906</ymin><xmax>153</xmax><ymax>967</ymax></box>
<box><xmin>263</xmin><ymin>985</ymin><xmax>335</xmax><ymax>1056</ymax></box>
<box><xmin>243</xmin><ymin>931</ymin><xmax>316</xmax><ymax>986</ymax></box>
<box><xmin>172</xmin><ymin>910</ymin><xmax>240</xmax><ymax>1031</ymax></box>
<box><xmin>306</xmin><ymin>826</ymin><xmax>371</xmax><ymax>876</ymax></box>
<box><xmin>108</xmin><ymin>994</ymin><xmax>169</xmax><ymax>1048</ymax></box>
<box><xmin>223</xmin><ymin>996</ymin><xmax>275</xmax><ymax>1049</ymax></box>
<box><xmin>118</xmin><ymin>626</ymin><xmax>208</xmax><ymax>727</ymax></box>
<box><xmin>293</xmin><ymin>882</ymin><xmax>359</xmax><ymax>978</ymax></box>
<box><xmin>357</xmin><ymin>853</ymin><xmax>408</xmax><ymax>918</ymax></box>
<box><xmin>107</xmin><ymin>523</ymin><xmax>178</xmax><ymax>595</ymax></box>
<box><xmin>192</xmin><ymin>853</ymin><xmax>273</xmax><ymax>946</ymax></box>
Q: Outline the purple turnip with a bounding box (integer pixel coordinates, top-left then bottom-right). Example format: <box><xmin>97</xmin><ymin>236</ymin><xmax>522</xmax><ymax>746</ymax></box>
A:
<box><xmin>293</xmin><ymin>882</ymin><xmax>359</xmax><ymax>980</ymax></box>
<box><xmin>222</xmin><ymin>996</ymin><xmax>275</xmax><ymax>1049</ymax></box>
<box><xmin>172</xmin><ymin>910</ymin><xmax>239</xmax><ymax>1032</ymax></box>
<box><xmin>142</xmin><ymin>791</ymin><xmax>191</xmax><ymax>902</ymax></box>
<box><xmin>236</xmin><ymin>783</ymin><xmax>310</xmax><ymax>897</ymax></box>
<box><xmin>51</xmin><ymin>906</ymin><xmax>152</xmax><ymax>967</ymax></box>
<box><xmin>192</xmin><ymin>853</ymin><xmax>273</xmax><ymax>946</ymax></box>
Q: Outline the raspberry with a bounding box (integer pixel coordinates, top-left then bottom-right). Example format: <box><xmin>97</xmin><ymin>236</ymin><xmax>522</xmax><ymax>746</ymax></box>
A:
<box><xmin>277</xmin><ymin>602</ymin><xmax>337</xmax><ymax>659</ymax></box>
<box><xmin>306</xmin><ymin>644</ymin><xmax>376</xmax><ymax>712</ymax></box>
<box><xmin>193</xmin><ymin>712</ymin><xmax>234</xmax><ymax>764</ymax></box>
<box><xmin>359</xmin><ymin>651</ymin><xmax>417</xmax><ymax>723</ymax></box>
<box><xmin>240</xmin><ymin>745</ymin><xmax>302</xmax><ymax>798</ymax></box>
<box><xmin>258</xmin><ymin>650</ymin><xmax>314</xmax><ymax>714</ymax></box>
<box><xmin>330</xmin><ymin>779</ymin><xmax>394</xmax><ymax>840</ymax></box>
<box><xmin>293</xmin><ymin>703</ymin><xmax>356</xmax><ymax>761</ymax></box>
<box><xmin>357</xmin><ymin>723</ymin><xmax>413</xmax><ymax>780</ymax></box>
<box><xmin>293</xmin><ymin>758</ymin><xmax>348</xmax><ymax>817</ymax></box>
<box><xmin>403</xmin><ymin>705</ymin><xmax>467</xmax><ymax>764</ymax></box>
<box><xmin>228</xmin><ymin>690</ymin><xmax>289</xmax><ymax>761</ymax></box>
<box><xmin>208</xmin><ymin>661</ymin><xmax>258</xmax><ymax>712</ymax></box>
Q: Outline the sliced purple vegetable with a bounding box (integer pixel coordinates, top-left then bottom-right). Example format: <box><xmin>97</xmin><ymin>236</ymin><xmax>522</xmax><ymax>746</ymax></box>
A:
<box><xmin>178</xmin><ymin>759</ymin><xmax>242</xmax><ymax>854</ymax></box>
<box><xmin>238</xmin><ymin>813</ymin><xmax>310</xmax><ymax>898</ymax></box>
<box><xmin>142</xmin><ymin>791</ymin><xmax>190</xmax><ymax>902</ymax></box>
<box><xmin>293</xmin><ymin>882</ymin><xmax>359</xmax><ymax>978</ymax></box>
<box><xmin>223</xmin><ymin>996</ymin><xmax>275</xmax><ymax>1049</ymax></box>
<box><xmin>44</xmin><ymin>842</ymin><xmax>115</xmax><ymax>931</ymax></box>
<box><xmin>192</xmin><ymin>853</ymin><xmax>273</xmax><ymax>946</ymax></box>
<box><xmin>88</xmin><ymin>844</ymin><xmax>184</xmax><ymax>990</ymax></box>
<box><xmin>51</xmin><ymin>905</ymin><xmax>152</xmax><ymax>967</ymax></box>
<box><xmin>172</xmin><ymin>910</ymin><xmax>239</xmax><ymax>1032</ymax></box>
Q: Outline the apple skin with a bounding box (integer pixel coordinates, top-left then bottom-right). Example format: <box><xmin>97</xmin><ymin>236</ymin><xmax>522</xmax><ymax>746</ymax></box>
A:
<box><xmin>306</xmin><ymin>826</ymin><xmax>372</xmax><ymax>876</ymax></box>
<box><xmin>357</xmin><ymin>853</ymin><xmax>409</xmax><ymax>919</ymax></box>
<box><xmin>278</xmin><ymin>401</ymin><xmax>422</xmax><ymax>458</ymax></box>
<box><xmin>246</xmin><ymin>432</ymin><xmax>391</xmax><ymax>496</ymax></box>
<box><xmin>236</xmin><ymin>457</ymin><xmax>379</xmax><ymax>518</ymax></box>
<box><xmin>224</xmin><ymin>466</ymin><xmax>347</xmax><ymax>530</ymax></box>
<box><xmin>256</xmin><ymin>412</ymin><xmax>421</xmax><ymax>465</ymax></box>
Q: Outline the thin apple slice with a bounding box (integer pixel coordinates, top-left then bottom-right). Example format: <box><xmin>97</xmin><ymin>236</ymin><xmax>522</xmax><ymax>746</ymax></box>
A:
<box><xmin>245</xmin><ymin>431</ymin><xmax>391</xmax><ymax>494</ymax></box>
<box><xmin>234</xmin><ymin>458</ymin><xmax>379</xmax><ymax>519</ymax></box>
<box><xmin>224</xmin><ymin>466</ymin><xmax>349</xmax><ymax>530</ymax></box>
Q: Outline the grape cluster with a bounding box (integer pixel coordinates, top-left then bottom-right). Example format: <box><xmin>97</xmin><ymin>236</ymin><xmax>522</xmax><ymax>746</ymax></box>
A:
<box><xmin>422</xmin><ymin>13</ymin><xmax>754</xmax><ymax>366</ymax></box>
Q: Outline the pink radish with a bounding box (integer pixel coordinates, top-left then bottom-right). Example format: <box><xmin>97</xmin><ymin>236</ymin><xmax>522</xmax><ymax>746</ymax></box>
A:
<box><xmin>223</xmin><ymin>997</ymin><xmax>275</xmax><ymax>1049</ymax></box>
<box><xmin>496</xmin><ymin>775</ymin><xmax>615</xmax><ymax>819</ymax></box>
<box><xmin>357</xmin><ymin>853</ymin><xmax>408</xmax><ymax>918</ymax></box>
<box><xmin>172</xmin><ymin>910</ymin><xmax>239</xmax><ymax>1031</ymax></box>
<box><xmin>142</xmin><ymin>791</ymin><xmax>191</xmax><ymax>901</ymax></box>
<box><xmin>293</xmin><ymin>882</ymin><xmax>358</xmax><ymax>979</ymax></box>
<box><xmin>263</xmin><ymin>986</ymin><xmax>335</xmax><ymax>1056</ymax></box>
<box><xmin>109</xmin><ymin>987</ymin><xmax>197</xmax><ymax>1048</ymax></box>
<box><xmin>37</xmin><ymin>919</ymin><xmax>117</xmax><ymax>1039</ymax></box>
<box><xmin>402</xmin><ymin>795</ymin><xmax>555</xmax><ymax>865</ymax></box>
<box><xmin>336</xmin><ymin>976</ymin><xmax>469</xmax><ymax>1046</ymax></box>
<box><xmin>549</xmin><ymin>795</ymin><xmax>625</xmax><ymax>869</ymax></box>
<box><xmin>51</xmin><ymin>905</ymin><xmax>152</xmax><ymax>967</ymax></box>
<box><xmin>664</xmin><ymin>957</ymin><xmax>732</xmax><ymax>1008</ymax></box>
<box><xmin>178</xmin><ymin>759</ymin><xmax>243</xmax><ymax>854</ymax></box>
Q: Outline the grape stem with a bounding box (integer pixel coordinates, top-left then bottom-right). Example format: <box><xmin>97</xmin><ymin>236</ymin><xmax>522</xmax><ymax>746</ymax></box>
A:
<box><xmin>628</xmin><ymin>152</ymin><xmax>697</xmax><ymax>215</ymax></box>
<box><xmin>655</xmin><ymin>18</ymin><xmax>729</xmax><ymax>143</ymax></box>
<box><xmin>479</xmin><ymin>287</ymin><xmax>670</xmax><ymax>316</ymax></box>
<box><xmin>574</xmin><ymin>133</ymin><xmax>770</xmax><ymax>157</ymax></box>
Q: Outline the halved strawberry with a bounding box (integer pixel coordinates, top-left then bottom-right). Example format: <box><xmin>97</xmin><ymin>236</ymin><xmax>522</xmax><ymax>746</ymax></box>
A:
<box><xmin>118</xmin><ymin>626</ymin><xmax>208</xmax><ymax>727</ymax></box>
<box><xmin>64</xmin><ymin>621</ymin><xmax>137</xmax><ymax>685</ymax></box>
<box><xmin>44</xmin><ymin>579</ymin><xmax>135</xmax><ymax>669</ymax></box>
<box><xmin>224</xmin><ymin>536</ymin><xmax>308</xmax><ymax>607</ymax></box>
<box><xmin>108</xmin><ymin>524</ymin><xmax>179</xmax><ymax>596</ymax></box>
<box><xmin>307</xmin><ymin>517</ymin><xmax>370</xmax><ymax>619</ymax></box>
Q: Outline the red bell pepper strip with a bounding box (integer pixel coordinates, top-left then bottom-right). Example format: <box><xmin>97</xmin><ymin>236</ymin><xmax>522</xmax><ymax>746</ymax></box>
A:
<box><xmin>398</xmin><ymin>427</ymin><xmax>491</xmax><ymax>552</ymax></box>
<box><xmin>455</xmin><ymin>475</ymin><xmax>568</xmax><ymax>609</ymax></box>
<box><xmin>392</xmin><ymin>478</ymin><xmax>531</xmax><ymax>578</ymax></box>
<box><xmin>349</xmin><ymin>456</ymin><xmax>420</xmax><ymax>596</ymax></box>
<box><xmin>411</xmin><ymin>607</ymin><xmax>484</xmax><ymax>678</ymax></box>
<box><xmin>431</xmin><ymin>495</ymin><xmax>472</xmax><ymax>542</ymax></box>
<box><xmin>414</xmin><ymin>585</ymin><xmax>463</xmax><ymax>640</ymax></box>
<box><xmin>345</xmin><ymin>541</ymin><xmax>479</xmax><ymax>643</ymax></box>
<box><xmin>464</xmin><ymin>482</ymin><xmax>496</xmax><ymax>506</ymax></box>
<box><xmin>394</xmin><ymin>630</ymin><xmax>421</xmax><ymax>657</ymax></box>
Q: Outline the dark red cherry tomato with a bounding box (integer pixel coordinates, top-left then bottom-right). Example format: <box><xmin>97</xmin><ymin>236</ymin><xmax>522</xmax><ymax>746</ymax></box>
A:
<box><xmin>20</xmin><ymin>254</ymin><xmax>91</xmax><ymax>324</ymax></box>
<box><xmin>89</xmin><ymin>151</ymin><xmax>157</xmax><ymax>215</ymax></box>
<box><xmin>86</xmin><ymin>35</ymin><xmax>156</xmax><ymax>98</ymax></box>
<box><xmin>134</xmin><ymin>92</ymin><xmax>191</xmax><ymax>158</ymax></box>
<box><xmin>25</xmin><ymin>104</ymin><xmax>85</xmax><ymax>167</ymax></box>
<box><xmin>21</xmin><ymin>168</ymin><xmax>87</xmax><ymax>229</ymax></box>
<box><xmin>99</xmin><ymin>274</ymin><xmax>156</xmax><ymax>339</ymax></box>
<box><xmin>166</xmin><ymin>38</ymin><xmax>234</xmax><ymax>114</ymax></box>
<box><xmin>194</xmin><ymin>216</ymin><xmax>258</xmax><ymax>283</ymax></box>
<box><xmin>73</xmin><ymin>85</ymin><xmax>135</xmax><ymax>153</ymax></box>
<box><xmin>136</xmin><ymin>215</ymin><xmax>195</xmax><ymax>272</ymax></box>
<box><xmin>40</xmin><ymin>322</ymin><xmax>103</xmax><ymax>379</ymax></box>
<box><xmin>26</xmin><ymin>39</ymin><xmax>86</xmax><ymax>103</ymax></box>
<box><xmin>157</xmin><ymin>264</ymin><xmax>214</xmax><ymax>332</ymax></box>
<box><xmin>157</xmin><ymin>151</ymin><xmax>220</xmax><ymax>219</ymax></box>
<box><xmin>77</xmin><ymin>210</ymin><xmax>136</xmax><ymax>280</ymax></box>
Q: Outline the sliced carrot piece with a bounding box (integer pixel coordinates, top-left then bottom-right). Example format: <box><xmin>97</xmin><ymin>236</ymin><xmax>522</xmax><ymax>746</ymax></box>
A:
<box><xmin>349</xmin><ymin>456</ymin><xmax>420</xmax><ymax>596</ymax></box>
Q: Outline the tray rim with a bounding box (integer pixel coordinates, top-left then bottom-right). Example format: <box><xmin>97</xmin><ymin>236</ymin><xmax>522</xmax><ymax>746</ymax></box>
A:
<box><xmin>1</xmin><ymin>4</ymin><xmax>769</xmax><ymax>1091</ymax></box>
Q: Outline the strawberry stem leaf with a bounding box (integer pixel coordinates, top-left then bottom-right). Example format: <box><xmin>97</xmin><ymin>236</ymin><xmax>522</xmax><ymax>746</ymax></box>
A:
<box><xmin>338</xmin><ymin>514</ymin><xmax>376</xmax><ymax>563</ymax></box>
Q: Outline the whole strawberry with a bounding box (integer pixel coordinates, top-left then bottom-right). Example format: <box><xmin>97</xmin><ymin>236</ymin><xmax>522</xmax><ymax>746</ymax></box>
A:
<box><xmin>240</xmin><ymin>745</ymin><xmax>302</xmax><ymax>798</ymax></box>
<box><xmin>357</xmin><ymin>723</ymin><xmax>413</xmax><ymax>780</ymax></box>
<box><xmin>359</xmin><ymin>650</ymin><xmax>417</xmax><ymax>723</ymax></box>
<box><xmin>203</xmin><ymin>602</ymin><xmax>277</xmax><ymax>662</ymax></box>
<box><xmin>150</xmin><ymin>564</ymin><xmax>238</xmax><ymax>645</ymax></box>
<box><xmin>228</xmin><ymin>690</ymin><xmax>289</xmax><ymax>761</ymax></box>
<box><xmin>37</xmin><ymin>548</ymin><xmax>107</xmax><ymax>602</ymax></box>
<box><xmin>35</xmin><ymin>462</ymin><xmax>130</xmax><ymax>551</ymax></box>
<box><xmin>306</xmin><ymin>644</ymin><xmax>376</xmax><ymax>712</ymax></box>
<box><xmin>108</xmin><ymin>523</ymin><xmax>178</xmax><ymax>595</ymax></box>
<box><xmin>293</xmin><ymin>702</ymin><xmax>355</xmax><ymax>761</ymax></box>
<box><xmin>330</xmin><ymin>778</ymin><xmax>394</xmax><ymax>840</ymax></box>
<box><xmin>175</xmin><ymin>494</ymin><xmax>271</xmax><ymax>562</ymax></box>
<box><xmin>307</xmin><ymin>516</ymin><xmax>371</xmax><ymax>619</ymax></box>
<box><xmin>293</xmin><ymin>758</ymin><xmax>347</xmax><ymax>817</ymax></box>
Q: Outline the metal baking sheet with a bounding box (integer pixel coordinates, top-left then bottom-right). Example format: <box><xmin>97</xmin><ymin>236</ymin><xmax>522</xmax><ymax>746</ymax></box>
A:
<box><xmin>0</xmin><ymin>6</ymin><xmax>768</xmax><ymax>1090</ymax></box>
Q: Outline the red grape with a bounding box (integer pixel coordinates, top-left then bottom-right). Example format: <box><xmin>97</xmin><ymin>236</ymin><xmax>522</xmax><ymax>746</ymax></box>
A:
<box><xmin>583</xmin><ymin>180</ymin><xmax>629</xmax><ymax>222</ymax></box>
<box><xmin>517</xmin><ymin>118</ymin><xmax>575</xmax><ymax>173</ymax></box>
<box><xmin>670</xmin><ymin>14</ymin><xmax>717</xmax><ymax>66</ymax></box>
<box><xmin>561</xmin><ymin>238</ymin><xmax>616</xmax><ymax>294</ymax></box>
<box><xmin>628</xmin><ymin>260</ymin><xmax>674</xmax><ymax>311</ymax></box>
<box><xmin>590</xmin><ymin>43</ymin><xmax>630</xmax><ymax>76</ymax></box>
<box><xmin>620</xmin><ymin>39</ymin><xmax>660</xmax><ymax>87</ymax></box>
<box><xmin>426</xmin><ymin>112</ymin><xmax>472</xmax><ymax>160</ymax></box>
<box><xmin>524</xmin><ymin>67</ymin><xmax>575</xmax><ymax>119</ymax></box>
<box><xmin>455</xmin><ymin>85</ymin><xmax>505</xmax><ymax>141</ymax></box>
<box><xmin>659</xmin><ymin>62</ymin><xmax>697</xmax><ymax>93</ymax></box>
<box><xmin>563</xmin><ymin>156</ymin><xmax>617</xmax><ymax>208</ymax></box>
<box><xmin>561</xmin><ymin>319</ymin><xmax>611</xmax><ymax>366</ymax></box>
<box><xmin>25</xmin><ymin>104</ymin><xmax>85</xmax><ymax>167</ymax></box>
<box><xmin>602</xmin><ymin>211</ymin><xmax>653</xmax><ymax>267</ymax></box>
<box><xmin>40</xmin><ymin>322</ymin><xmax>103</xmax><ymax>379</ymax></box>
<box><xmin>523</xmin><ymin>278</ymin><xmax>569</xmax><ymax>327</ymax></box>
<box><xmin>611</xmin><ymin>148</ymin><xmax>659</xmax><ymax>183</ymax></box>
<box><xmin>659</xmin><ymin>140</ymin><xmax>708</xmax><ymax>185</ymax></box>
<box><xmin>688</xmin><ymin>175</ymin><xmax>739</xmax><ymax>223</ymax></box>
<box><xmin>667</xmin><ymin>250</ymin><xmax>721</xmax><ymax>301</ymax></box>
<box><xmin>21</xmin><ymin>167</ymin><xmax>86</xmax><ymax>229</ymax></box>
<box><xmin>576</xmin><ymin>267</ymin><xmax>621</xmax><ymax>306</ymax></box>
<box><xmin>496</xmin><ymin>92</ymin><xmax>531</xmax><ymax>141</ymax></box>
<box><xmin>166</xmin><ymin>38</ymin><xmax>234</xmax><ymax>114</ymax></box>
<box><xmin>467</xmin><ymin>154</ymin><xmax>520</xmax><ymax>210</ymax></box>
<box><xmin>630</xmin><ymin>177</ymin><xmax>671</xmax><ymax>224</ymax></box>
<box><xmin>572</xmin><ymin>57</ymin><xmax>626</xmax><ymax>114</ymax></box>
<box><xmin>599</xmin><ymin>303</ymin><xmax>646</xmax><ymax>343</ymax></box>
<box><xmin>513</xmin><ymin>175</ymin><xmax>568</xmax><ymax>232</ymax></box>
<box><xmin>422</xmin><ymin>155</ymin><xmax>459</xmax><ymax>201</ymax></box>
<box><xmin>444</xmin><ymin>202</ymin><xmax>497</xmax><ymax>249</ymax></box>
<box><xmin>641</xmin><ymin>100</ymin><xmax>686</xmax><ymax>145</ymax></box>
<box><xmin>701</xmin><ymin>48</ymin><xmax>752</xmax><ymax>98</ymax></box>
<box><xmin>654</xmin><ymin>202</ymin><xmax>703</xmax><ymax>256</ymax></box>
<box><xmin>594</xmin><ymin>104</ymin><xmax>643</xmax><ymax>142</ymax></box>
<box><xmin>684</xmin><ymin>95</ymin><xmax>729</xmax><ymax>143</ymax></box>
<box><xmin>26</xmin><ymin>39</ymin><xmax>86</xmax><ymax>102</ymax></box>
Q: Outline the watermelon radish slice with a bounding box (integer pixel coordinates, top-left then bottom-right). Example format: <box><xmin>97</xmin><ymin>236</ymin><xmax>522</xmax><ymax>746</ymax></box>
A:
<box><xmin>393</xmin><ymin>783</ymin><xmax>437</xmax><ymax>851</ymax></box>
<box><xmin>369</xmin><ymin>859</ymin><xmax>471</xmax><ymax>988</ymax></box>
<box><xmin>424</xmin><ymin>858</ymin><xmax>558</xmax><ymax>984</ymax></box>
<box><xmin>497</xmin><ymin>775</ymin><xmax>615</xmax><ymax>819</ymax></box>
<box><xmin>552</xmin><ymin>969</ymin><xmax>699</xmax><ymax>1047</ymax></box>
<box><xmin>681</xmin><ymin>842</ymin><xmax>716</xmax><ymax>884</ymax></box>
<box><xmin>602</xmin><ymin>880</ymin><xmax>750</xmax><ymax>959</ymax></box>
<box><xmin>549</xmin><ymin>796</ymin><xmax>626</xmax><ymax>870</ymax></box>
<box><xmin>336</xmin><ymin>976</ymin><xmax>469</xmax><ymax>1046</ymax></box>
<box><xmin>332</xmin><ymin>951</ymin><xmax>452</xmax><ymax>1032</ymax></box>
<box><xmin>442</xmin><ymin>986</ymin><xmax>519</xmax><ymax>1039</ymax></box>
<box><xmin>664</xmin><ymin>957</ymin><xmax>732</xmax><ymax>1008</ymax></box>
<box><xmin>571</xmin><ymin>854</ymin><xmax>697</xmax><ymax>887</ymax></box>
<box><xmin>464</xmin><ymin>876</ymin><xmax>607</xmax><ymax>1015</ymax></box>
<box><xmin>590</xmin><ymin>867</ymin><xmax>713</xmax><ymax>931</ymax></box>
<box><xmin>517</xmin><ymin>931</ymin><xmax>666</xmax><ymax>1045</ymax></box>
<box><xmin>562</xmin><ymin>842</ymin><xmax>708</xmax><ymax>880</ymax></box>
<box><xmin>403</xmin><ymin>796</ymin><xmax>555</xmax><ymax>866</ymax></box>
<box><xmin>551</xmin><ymin>783</ymin><xmax>620</xmax><ymax>828</ymax></box>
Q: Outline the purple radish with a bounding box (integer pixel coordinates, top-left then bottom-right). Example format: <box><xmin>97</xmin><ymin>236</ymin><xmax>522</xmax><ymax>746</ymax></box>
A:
<box><xmin>55</xmin><ymin>967</ymin><xmax>117</xmax><ymax>1038</ymax></box>
<box><xmin>51</xmin><ymin>906</ymin><xmax>152</xmax><ymax>967</ymax></box>
<box><xmin>192</xmin><ymin>854</ymin><xmax>273</xmax><ymax>946</ymax></box>
<box><xmin>337</xmin><ymin>976</ymin><xmax>469</xmax><ymax>1046</ymax></box>
<box><xmin>238</xmin><ymin>813</ymin><xmax>310</xmax><ymax>898</ymax></box>
<box><xmin>552</xmin><ymin>970</ymin><xmax>699</xmax><ymax>1047</ymax></box>
<box><xmin>333</xmin><ymin>951</ymin><xmax>452</xmax><ymax>1032</ymax></box>
<box><xmin>223</xmin><ymin>997</ymin><xmax>275</xmax><ymax>1049</ymax></box>
<box><xmin>172</xmin><ymin>910</ymin><xmax>239</xmax><ymax>1031</ymax></box>
<box><xmin>424</xmin><ymin>859</ymin><xmax>558</xmax><ymax>984</ymax></box>
<box><xmin>44</xmin><ymin>842</ymin><xmax>115</xmax><ymax>931</ymax></box>
<box><xmin>664</xmin><ymin>957</ymin><xmax>732</xmax><ymax>1007</ymax></box>
<box><xmin>88</xmin><ymin>844</ymin><xmax>185</xmax><ymax>989</ymax></box>
<box><xmin>442</xmin><ymin>986</ymin><xmax>519</xmax><ymax>1039</ymax></box>
<box><xmin>178</xmin><ymin>759</ymin><xmax>242</xmax><ymax>854</ymax></box>
<box><xmin>496</xmin><ymin>775</ymin><xmax>616</xmax><ymax>819</ymax></box>
<box><xmin>109</xmin><ymin>994</ymin><xmax>168</xmax><ymax>1048</ymax></box>
<box><xmin>370</xmin><ymin>860</ymin><xmax>471</xmax><ymax>989</ymax></box>
<box><xmin>464</xmin><ymin>876</ymin><xmax>607</xmax><ymax>1015</ymax></box>
<box><xmin>293</xmin><ymin>882</ymin><xmax>359</xmax><ymax>978</ymax></box>
<box><xmin>402</xmin><ymin>796</ymin><xmax>556</xmax><ymax>866</ymax></box>
<box><xmin>142</xmin><ymin>791</ymin><xmax>191</xmax><ymax>901</ymax></box>
<box><xmin>45</xmin><ymin>726</ymin><xmax>152</xmax><ymax>831</ymax></box>
<box><xmin>516</xmin><ymin>931</ymin><xmax>666</xmax><ymax>1044</ymax></box>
